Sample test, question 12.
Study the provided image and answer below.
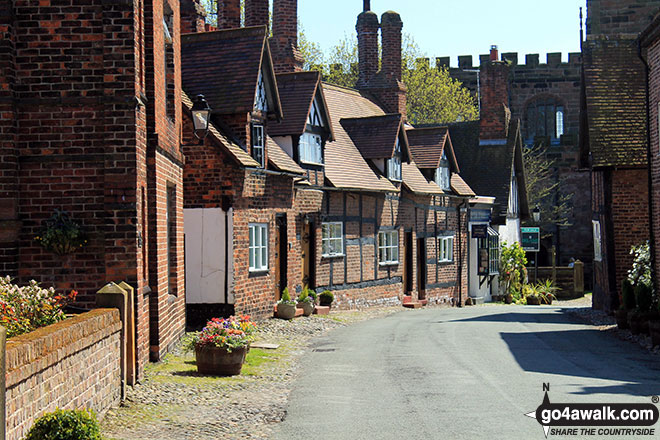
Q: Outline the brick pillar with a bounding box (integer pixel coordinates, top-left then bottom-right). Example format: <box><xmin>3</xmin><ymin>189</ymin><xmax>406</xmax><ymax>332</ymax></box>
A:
<box><xmin>479</xmin><ymin>59</ymin><xmax>511</xmax><ymax>140</ymax></box>
<box><xmin>381</xmin><ymin>11</ymin><xmax>402</xmax><ymax>83</ymax></box>
<box><xmin>0</xmin><ymin>0</ymin><xmax>19</xmax><ymax>278</ymax></box>
<box><xmin>218</xmin><ymin>0</ymin><xmax>241</xmax><ymax>29</ymax></box>
<box><xmin>355</xmin><ymin>10</ymin><xmax>379</xmax><ymax>88</ymax></box>
<box><xmin>180</xmin><ymin>0</ymin><xmax>207</xmax><ymax>34</ymax></box>
<box><xmin>245</xmin><ymin>0</ymin><xmax>269</xmax><ymax>29</ymax></box>
<box><xmin>272</xmin><ymin>0</ymin><xmax>303</xmax><ymax>73</ymax></box>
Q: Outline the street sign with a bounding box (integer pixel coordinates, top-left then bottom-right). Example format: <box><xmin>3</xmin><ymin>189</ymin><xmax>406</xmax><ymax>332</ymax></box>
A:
<box><xmin>470</xmin><ymin>209</ymin><xmax>491</xmax><ymax>223</ymax></box>
<box><xmin>472</xmin><ymin>224</ymin><xmax>488</xmax><ymax>239</ymax></box>
<box><xmin>521</xmin><ymin>227</ymin><xmax>540</xmax><ymax>252</ymax></box>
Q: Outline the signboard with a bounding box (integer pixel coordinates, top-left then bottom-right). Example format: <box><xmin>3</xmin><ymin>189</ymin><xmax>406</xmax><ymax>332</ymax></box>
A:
<box><xmin>521</xmin><ymin>227</ymin><xmax>540</xmax><ymax>252</ymax></box>
<box><xmin>478</xmin><ymin>248</ymin><xmax>489</xmax><ymax>276</ymax></box>
<box><xmin>470</xmin><ymin>209</ymin><xmax>491</xmax><ymax>223</ymax></box>
<box><xmin>472</xmin><ymin>224</ymin><xmax>488</xmax><ymax>239</ymax></box>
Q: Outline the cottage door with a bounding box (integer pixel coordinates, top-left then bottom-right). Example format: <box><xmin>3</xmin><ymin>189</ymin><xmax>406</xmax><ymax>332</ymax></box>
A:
<box><xmin>404</xmin><ymin>231</ymin><xmax>414</xmax><ymax>294</ymax></box>
<box><xmin>301</xmin><ymin>218</ymin><xmax>315</xmax><ymax>289</ymax></box>
<box><xmin>275</xmin><ymin>214</ymin><xmax>287</xmax><ymax>300</ymax></box>
<box><xmin>417</xmin><ymin>237</ymin><xmax>427</xmax><ymax>299</ymax></box>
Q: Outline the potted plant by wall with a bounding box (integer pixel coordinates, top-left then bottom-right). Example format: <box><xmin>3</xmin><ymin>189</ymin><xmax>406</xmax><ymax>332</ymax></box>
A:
<box><xmin>276</xmin><ymin>288</ymin><xmax>297</xmax><ymax>319</ymax></box>
<box><xmin>319</xmin><ymin>290</ymin><xmax>334</xmax><ymax>308</ymax></box>
<box><xmin>536</xmin><ymin>279</ymin><xmax>558</xmax><ymax>305</ymax></box>
<box><xmin>616</xmin><ymin>279</ymin><xmax>635</xmax><ymax>330</ymax></box>
<box><xmin>296</xmin><ymin>288</ymin><xmax>314</xmax><ymax>316</ymax></box>
<box><xmin>628</xmin><ymin>282</ymin><xmax>652</xmax><ymax>335</ymax></box>
<box><xmin>188</xmin><ymin>316</ymin><xmax>253</xmax><ymax>376</ymax></box>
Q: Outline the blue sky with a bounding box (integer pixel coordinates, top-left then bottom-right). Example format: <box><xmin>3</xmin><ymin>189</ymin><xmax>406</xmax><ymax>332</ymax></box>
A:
<box><xmin>298</xmin><ymin>0</ymin><xmax>587</xmax><ymax>67</ymax></box>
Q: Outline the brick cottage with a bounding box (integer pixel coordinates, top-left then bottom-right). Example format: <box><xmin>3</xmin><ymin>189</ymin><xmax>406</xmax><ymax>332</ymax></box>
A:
<box><xmin>0</xmin><ymin>0</ymin><xmax>187</xmax><ymax>379</ymax></box>
<box><xmin>178</xmin><ymin>0</ymin><xmax>479</xmax><ymax>321</ymax></box>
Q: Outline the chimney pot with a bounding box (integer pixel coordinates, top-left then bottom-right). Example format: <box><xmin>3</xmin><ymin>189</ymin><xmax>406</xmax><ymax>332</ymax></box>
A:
<box><xmin>356</xmin><ymin>10</ymin><xmax>379</xmax><ymax>88</ymax></box>
<box><xmin>217</xmin><ymin>0</ymin><xmax>241</xmax><ymax>29</ymax></box>
<box><xmin>364</xmin><ymin>0</ymin><xmax>370</xmax><ymax>11</ymax></box>
<box><xmin>490</xmin><ymin>45</ymin><xmax>499</xmax><ymax>61</ymax></box>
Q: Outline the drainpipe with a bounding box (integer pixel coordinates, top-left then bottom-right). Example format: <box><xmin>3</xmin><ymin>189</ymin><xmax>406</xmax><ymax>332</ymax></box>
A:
<box><xmin>637</xmin><ymin>39</ymin><xmax>657</xmax><ymax>294</ymax></box>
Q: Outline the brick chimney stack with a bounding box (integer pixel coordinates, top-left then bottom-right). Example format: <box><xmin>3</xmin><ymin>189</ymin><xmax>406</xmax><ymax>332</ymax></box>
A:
<box><xmin>218</xmin><ymin>0</ymin><xmax>241</xmax><ymax>29</ymax></box>
<box><xmin>381</xmin><ymin>11</ymin><xmax>402</xmax><ymax>83</ymax></box>
<box><xmin>246</xmin><ymin>0</ymin><xmax>269</xmax><ymax>29</ymax></box>
<box><xmin>489</xmin><ymin>44</ymin><xmax>498</xmax><ymax>61</ymax></box>
<box><xmin>479</xmin><ymin>52</ymin><xmax>511</xmax><ymax>140</ymax></box>
<box><xmin>272</xmin><ymin>0</ymin><xmax>303</xmax><ymax>73</ymax></box>
<box><xmin>356</xmin><ymin>9</ymin><xmax>379</xmax><ymax>88</ymax></box>
<box><xmin>180</xmin><ymin>0</ymin><xmax>207</xmax><ymax>34</ymax></box>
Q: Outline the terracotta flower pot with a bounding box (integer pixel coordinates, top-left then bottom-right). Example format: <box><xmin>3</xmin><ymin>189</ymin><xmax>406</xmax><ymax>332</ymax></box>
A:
<box><xmin>276</xmin><ymin>302</ymin><xmax>296</xmax><ymax>320</ymax></box>
<box><xmin>194</xmin><ymin>345</ymin><xmax>247</xmax><ymax>376</ymax></box>
<box><xmin>505</xmin><ymin>294</ymin><xmax>513</xmax><ymax>304</ymax></box>
<box><xmin>527</xmin><ymin>296</ymin><xmax>541</xmax><ymax>305</ymax></box>
<box><xmin>615</xmin><ymin>309</ymin><xmax>629</xmax><ymax>329</ymax></box>
<box><xmin>297</xmin><ymin>301</ymin><xmax>314</xmax><ymax>316</ymax></box>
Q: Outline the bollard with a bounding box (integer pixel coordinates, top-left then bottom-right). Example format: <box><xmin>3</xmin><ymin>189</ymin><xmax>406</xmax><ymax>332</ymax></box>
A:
<box><xmin>96</xmin><ymin>282</ymin><xmax>128</xmax><ymax>400</ymax></box>
<box><xmin>117</xmin><ymin>282</ymin><xmax>136</xmax><ymax>386</ymax></box>
<box><xmin>573</xmin><ymin>260</ymin><xmax>585</xmax><ymax>296</ymax></box>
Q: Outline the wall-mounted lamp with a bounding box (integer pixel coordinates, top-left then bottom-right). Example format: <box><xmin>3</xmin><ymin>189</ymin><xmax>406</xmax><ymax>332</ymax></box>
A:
<box><xmin>191</xmin><ymin>94</ymin><xmax>211</xmax><ymax>140</ymax></box>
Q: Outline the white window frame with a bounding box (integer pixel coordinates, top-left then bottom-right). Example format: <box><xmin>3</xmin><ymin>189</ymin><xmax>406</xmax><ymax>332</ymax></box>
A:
<box><xmin>438</xmin><ymin>235</ymin><xmax>454</xmax><ymax>263</ymax></box>
<box><xmin>299</xmin><ymin>132</ymin><xmax>323</xmax><ymax>165</ymax></box>
<box><xmin>252</xmin><ymin>124</ymin><xmax>265</xmax><ymax>168</ymax></box>
<box><xmin>592</xmin><ymin>220</ymin><xmax>602</xmax><ymax>262</ymax></box>
<box><xmin>249</xmin><ymin>223</ymin><xmax>268</xmax><ymax>272</ymax></box>
<box><xmin>321</xmin><ymin>222</ymin><xmax>344</xmax><ymax>257</ymax></box>
<box><xmin>307</xmin><ymin>97</ymin><xmax>324</xmax><ymax>127</ymax></box>
<box><xmin>435</xmin><ymin>152</ymin><xmax>450</xmax><ymax>191</ymax></box>
<box><xmin>255</xmin><ymin>71</ymin><xmax>268</xmax><ymax>112</ymax></box>
<box><xmin>508</xmin><ymin>170</ymin><xmax>519</xmax><ymax>216</ymax></box>
<box><xmin>378</xmin><ymin>229</ymin><xmax>399</xmax><ymax>265</ymax></box>
<box><xmin>556</xmin><ymin>109</ymin><xmax>564</xmax><ymax>139</ymax></box>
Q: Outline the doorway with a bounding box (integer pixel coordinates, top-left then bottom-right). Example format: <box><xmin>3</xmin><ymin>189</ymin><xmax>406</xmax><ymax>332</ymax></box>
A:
<box><xmin>275</xmin><ymin>214</ymin><xmax>287</xmax><ymax>300</ymax></box>
<box><xmin>404</xmin><ymin>231</ymin><xmax>413</xmax><ymax>294</ymax></box>
<box><xmin>417</xmin><ymin>237</ymin><xmax>426</xmax><ymax>299</ymax></box>
<box><xmin>301</xmin><ymin>217</ymin><xmax>316</xmax><ymax>289</ymax></box>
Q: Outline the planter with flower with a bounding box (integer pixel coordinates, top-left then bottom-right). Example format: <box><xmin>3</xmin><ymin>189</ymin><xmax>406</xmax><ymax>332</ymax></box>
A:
<box><xmin>188</xmin><ymin>316</ymin><xmax>257</xmax><ymax>376</ymax></box>
<box><xmin>535</xmin><ymin>279</ymin><xmax>558</xmax><ymax>305</ymax></box>
<box><xmin>276</xmin><ymin>288</ymin><xmax>297</xmax><ymax>319</ymax></box>
<box><xmin>296</xmin><ymin>288</ymin><xmax>314</xmax><ymax>316</ymax></box>
<box><xmin>34</xmin><ymin>210</ymin><xmax>87</xmax><ymax>256</ymax></box>
<box><xmin>319</xmin><ymin>290</ymin><xmax>334</xmax><ymax>308</ymax></box>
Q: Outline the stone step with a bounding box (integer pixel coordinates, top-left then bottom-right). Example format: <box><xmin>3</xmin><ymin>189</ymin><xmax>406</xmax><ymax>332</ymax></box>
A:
<box><xmin>403</xmin><ymin>302</ymin><xmax>423</xmax><ymax>309</ymax></box>
<box><xmin>313</xmin><ymin>306</ymin><xmax>330</xmax><ymax>315</ymax></box>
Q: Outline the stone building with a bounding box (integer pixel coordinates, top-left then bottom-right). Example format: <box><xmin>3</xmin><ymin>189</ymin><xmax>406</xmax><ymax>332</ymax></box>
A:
<box><xmin>0</xmin><ymin>0</ymin><xmax>187</xmax><ymax>378</ymax></box>
<box><xmin>581</xmin><ymin>0</ymin><xmax>660</xmax><ymax>311</ymax></box>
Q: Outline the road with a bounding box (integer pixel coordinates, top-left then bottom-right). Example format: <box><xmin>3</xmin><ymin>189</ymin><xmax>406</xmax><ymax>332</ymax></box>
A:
<box><xmin>273</xmin><ymin>305</ymin><xmax>660</xmax><ymax>440</ymax></box>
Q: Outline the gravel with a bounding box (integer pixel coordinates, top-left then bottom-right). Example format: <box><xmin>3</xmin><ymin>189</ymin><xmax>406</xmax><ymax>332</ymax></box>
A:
<box><xmin>101</xmin><ymin>307</ymin><xmax>402</xmax><ymax>440</ymax></box>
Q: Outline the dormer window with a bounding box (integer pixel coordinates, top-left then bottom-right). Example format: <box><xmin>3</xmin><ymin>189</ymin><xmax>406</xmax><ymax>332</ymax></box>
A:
<box><xmin>387</xmin><ymin>138</ymin><xmax>402</xmax><ymax>182</ymax></box>
<box><xmin>251</xmin><ymin>124</ymin><xmax>265</xmax><ymax>167</ymax></box>
<box><xmin>307</xmin><ymin>98</ymin><xmax>324</xmax><ymax>127</ymax></box>
<box><xmin>435</xmin><ymin>151</ymin><xmax>450</xmax><ymax>191</ymax></box>
<box><xmin>255</xmin><ymin>71</ymin><xmax>268</xmax><ymax>112</ymax></box>
<box><xmin>299</xmin><ymin>132</ymin><xmax>323</xmax><ymax>165</ymax></box>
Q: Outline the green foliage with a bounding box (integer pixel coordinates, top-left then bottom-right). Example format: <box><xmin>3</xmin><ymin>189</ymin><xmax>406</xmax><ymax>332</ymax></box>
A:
<box><xmin>297</xmin><ymin>289</ymin><xmax>312</xmax><ymax>304</ymax></box>
<box><xmin>499</xmin><ymin>242</ymin><xmax>528</xmax><ymax>296</ymax></box>
<box><xmin>303</xmin><ymin>285</ymin><xmax>317</xmax><ymax>302</ymax></box>
<box><xmin>35</xmin><ymin>210</ymin><xmax>87</xmax><ymax>255</ymax></box>
<box><xmin>187</xmin><ymin>316</ymin><xmax>255</xmax><ymax>352</ymax></box>
<box><xmin>627</xmin><ymin>241</ymin><xmax>652</xmax><ymax>288</ymax></box>
<box><xmin>319</xmin><ymin>290</ymin><xmax>334</xmax><ymax>305</ymax></box>
<box><xmin>522</xmin><ymin>143</ymin><xmax>573</xmax><ymax>231</ymax></box>
<box><xmin>25</xmin><ymin>408</ymin><xmax>101</xmax><ymax>440</ymax></box>
<box><xmin>635</xmin><ymin>282</ymin><xmax>653</xmax><ymax>313</ymax></box>
<box><xmin>621</xmin><ymin>279</ymin><xmax>636</xmax><ymax>311</ymax></box>
<box><xmin>534</xmin><ymin>279</ymin><xmax>558</xmax><ymax>304</ymax></box>
<box><xmin>278</xmin><ymin>287</ymin><xmax>296</xmax><ymax>305</ymax></box>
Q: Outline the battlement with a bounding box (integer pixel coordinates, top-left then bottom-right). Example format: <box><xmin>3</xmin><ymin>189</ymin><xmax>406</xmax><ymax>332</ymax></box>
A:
<box><xmin>432</xmin><ymin>52</ymin><xmax>582</xmax><ymax>70</ymax></box>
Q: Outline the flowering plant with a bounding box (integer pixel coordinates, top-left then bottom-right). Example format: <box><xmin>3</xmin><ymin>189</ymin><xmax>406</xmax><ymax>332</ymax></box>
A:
<box><xmin>35</xmin><ymin>210</ymin><xmax>87</xmax><ymax>255</ymax></box>
<box><xmin>499</xmin><ymin>241</ymin><xmax>528</xmax><ymax>296</ymax></box>
<box><xmin>188</xmin><ymin>315</ymin><xmax>257</xmax><ymax>352</ymax></box>
<box><xmin>277</xmin><ymin>287</ymin><xmax>296</xmax><ymax>306</ymax></box>
<box><xmin>0</xmin><ymin>276</ymin><xmax>77</xmax><ymax>338</ymax></box>
<box><xmin>627</xmin><ymin>241</ymin><xmax>652</xmax><ymax>288</ymax></box>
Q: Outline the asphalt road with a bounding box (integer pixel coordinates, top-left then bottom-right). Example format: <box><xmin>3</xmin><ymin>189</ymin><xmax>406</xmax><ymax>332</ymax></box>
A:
<box><xmin>273</xmin><ymin>305</ymin><xmax>660</xmax><ymax>440</ymax></box>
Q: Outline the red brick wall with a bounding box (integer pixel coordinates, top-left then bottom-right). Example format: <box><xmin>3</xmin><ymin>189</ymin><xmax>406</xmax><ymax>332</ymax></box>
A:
<box><xmin>356</xmin><ymin>10</ymin><xmax>379</xmax><ymax>88</ymax></box>
<box><xmin>480</xmin><ymin>61</ymin><xmax>510</xmax><ymax>140</ymax></box>
<box><xmin>647</xmin><ymin>37</ymin><xmax>660</xmax><ymax>295</ymax></box>
<box><xmin>6</xmin><ymin>309</ymin><xmax>122</xmax><ymax>440</ymax></box>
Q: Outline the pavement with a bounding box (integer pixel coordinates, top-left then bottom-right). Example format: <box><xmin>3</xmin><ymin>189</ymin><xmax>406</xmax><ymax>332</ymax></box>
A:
<box><xmin>273</xmin><ymin>304</ymin><xmax>660</xmax><ymax>440</ymax></box>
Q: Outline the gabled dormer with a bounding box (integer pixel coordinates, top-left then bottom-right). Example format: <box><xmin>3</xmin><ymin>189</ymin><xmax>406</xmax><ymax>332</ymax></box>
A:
<box><xmin>269</xmin><ymin>71</ymin><xmax>334</xmax><ymax>184</ymax></box>
<box><xmin>181</xmin><ymin>26</ymin><xmax>283</xmax><ymax>169</ymax></box>
<box><xmin>406</xmin><ymin>126</ymin><xmax>462</xmax><ymax>194</ymax></box>
<box><xmin>340</xmin><ymin>114</ymin><xmax>411</xmax><ymax>184</ymax></box>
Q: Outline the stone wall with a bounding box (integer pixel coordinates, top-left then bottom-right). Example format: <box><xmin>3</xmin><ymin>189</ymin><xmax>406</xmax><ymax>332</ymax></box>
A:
<box><xmin>5</xmin><ymin>309</ymin><xmax>122</xmax><ymax>440</ymax></box>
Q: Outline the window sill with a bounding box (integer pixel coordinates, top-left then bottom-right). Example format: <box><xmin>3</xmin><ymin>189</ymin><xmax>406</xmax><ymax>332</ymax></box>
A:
<box><xmin>379</xmin><ymin>261</ymin><xmax>399</xmax><ymax>267</ymax></box>
<box><xmin>438</xmin><ymin>260</ymin><xmax>454</xmax><ymax>265</ymax></box>
<box><xmin>300</xmin><ymin>160</ymin><xmax>324</xmax><ymax>167</ymax></box>
<box><xmin>249</xmin><ymin>269</ymin><xmax>269</xmax><ymax>275</ymax></box>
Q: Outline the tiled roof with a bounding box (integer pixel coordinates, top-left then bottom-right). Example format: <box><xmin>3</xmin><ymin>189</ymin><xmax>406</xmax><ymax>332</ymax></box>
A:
<box><xmin>450</xmin><ymin>174</ymin><xmax>476</xmax><ymax>197</ymax></box>
<box><xmin>181</xmin><ymin>26</ymin><xmax>283</xmax><ymax>118</ymax></box>
<box><xmin>401</xmin><ymin>162</ymin><xmax>445</xmax><ymax>195</ymax></box>
<box><xmin>582</xmin><ymin>36</ymin><xmax>647</xmax><ymax>168</ymax></box>
<box><xmin>182</xmin><ymin>91</ymin><xmax>259</xmax><ymax>168</ymax></box>
<box><xmin>269</xmin><ymin>71</ymin><xmax>334</xmax><ymax>140</ymax></box>
<box><xmin>266</xmin><ymin>134</ymin><xmax>305</xmax><ymax>174</ymax></box>
<box><xmin>322</xmin><ymin>83</ymin><xmax>397</xmax><ymax>192</ymax></box>
<box><xmin>340</xmin><ymin>114</ymin><xmax>408</xmax><ymax>160</ymax></box>
<box><xmin>406</xmin><ymin>126</ymin><xmax>460</xmax><ymax>172</ymax></box>
<box><xmin>449</xmin><ymin>119</ymin><xmax>528</xmax><ymax>220</ymax></box>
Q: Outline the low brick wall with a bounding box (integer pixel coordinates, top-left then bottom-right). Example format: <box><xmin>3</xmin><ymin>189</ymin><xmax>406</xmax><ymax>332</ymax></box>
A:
<box><xmin>5</xmin><ymin>308</ymin><xmax>122</xmax><ymax>440</ymax></box>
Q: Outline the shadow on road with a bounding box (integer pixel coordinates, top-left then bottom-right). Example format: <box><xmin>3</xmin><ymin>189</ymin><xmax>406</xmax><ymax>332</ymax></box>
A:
<box><xmin>444</xmin><ymin>309</ymin><xmax>577</xmax><ymax>325</ymax></box>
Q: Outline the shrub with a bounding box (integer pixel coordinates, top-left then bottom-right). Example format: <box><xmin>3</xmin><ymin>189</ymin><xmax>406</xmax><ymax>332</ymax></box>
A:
<box><xmin>25</xmin><ymin>408</ymin><xmax>100</xmax><ymax>440</ymax></box>
<box><xmin>297</xmin><ymin>289</ymin><xmax>312</xmax><ymax>303</ymax></box>
<box><xmin>499</xmin><ymin>242</ymin><xmax>528</xmax><ymax>297</ymax></box>
<box><xmin>303</xmin><ymin>285</ymin><xmax>317</xmax><ymax>302</ymax></box>
<box><xmin>319</xmin><ymin>290</ymin><xmax>334</xmax><ymax>305</ymax></box>
<box><xmin>628</xmin><ymin>241</ymin><xmax>651</xmax><ymax>287</ymax></box>
<box><xmin>621</xmin><ymin>279</ymin><xmax>636</xmax><ymax>311</ymax></box>
<box><xmin>635</xmin><ymin>282</ymin><xmax>653</xmax><ymax>313</ymax></box>
<box><xmin>0</xmin><ymin>277</ymin><xmax>77</xmax><ymax>338</ymax></box>
<box><xmin>278</xmin><ymin>287</ymin><xmax>296</xmax><ymax>305</ymax></box>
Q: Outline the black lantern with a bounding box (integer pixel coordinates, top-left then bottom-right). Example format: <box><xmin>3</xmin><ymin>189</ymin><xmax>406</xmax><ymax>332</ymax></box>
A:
<box><xmin>191</xmin><ymin>94</ymin><xmax>211</xmax><ymax>140</ymax></box>
<box><xmin>532</xmin><ymin>205</ymin><xmax>541</xmax><ymax>223</ymax></box>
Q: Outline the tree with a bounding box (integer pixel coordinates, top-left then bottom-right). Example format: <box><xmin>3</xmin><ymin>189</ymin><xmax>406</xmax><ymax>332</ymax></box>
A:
<box><xmin>523</xmin><ymin>141</ymin><xmax>573</xmax><ymax>234</ymax></box>
<box><xmin>299</xmin><ymin>31</ymin><xmax>477</xmax><ymax>124</ymax></box>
